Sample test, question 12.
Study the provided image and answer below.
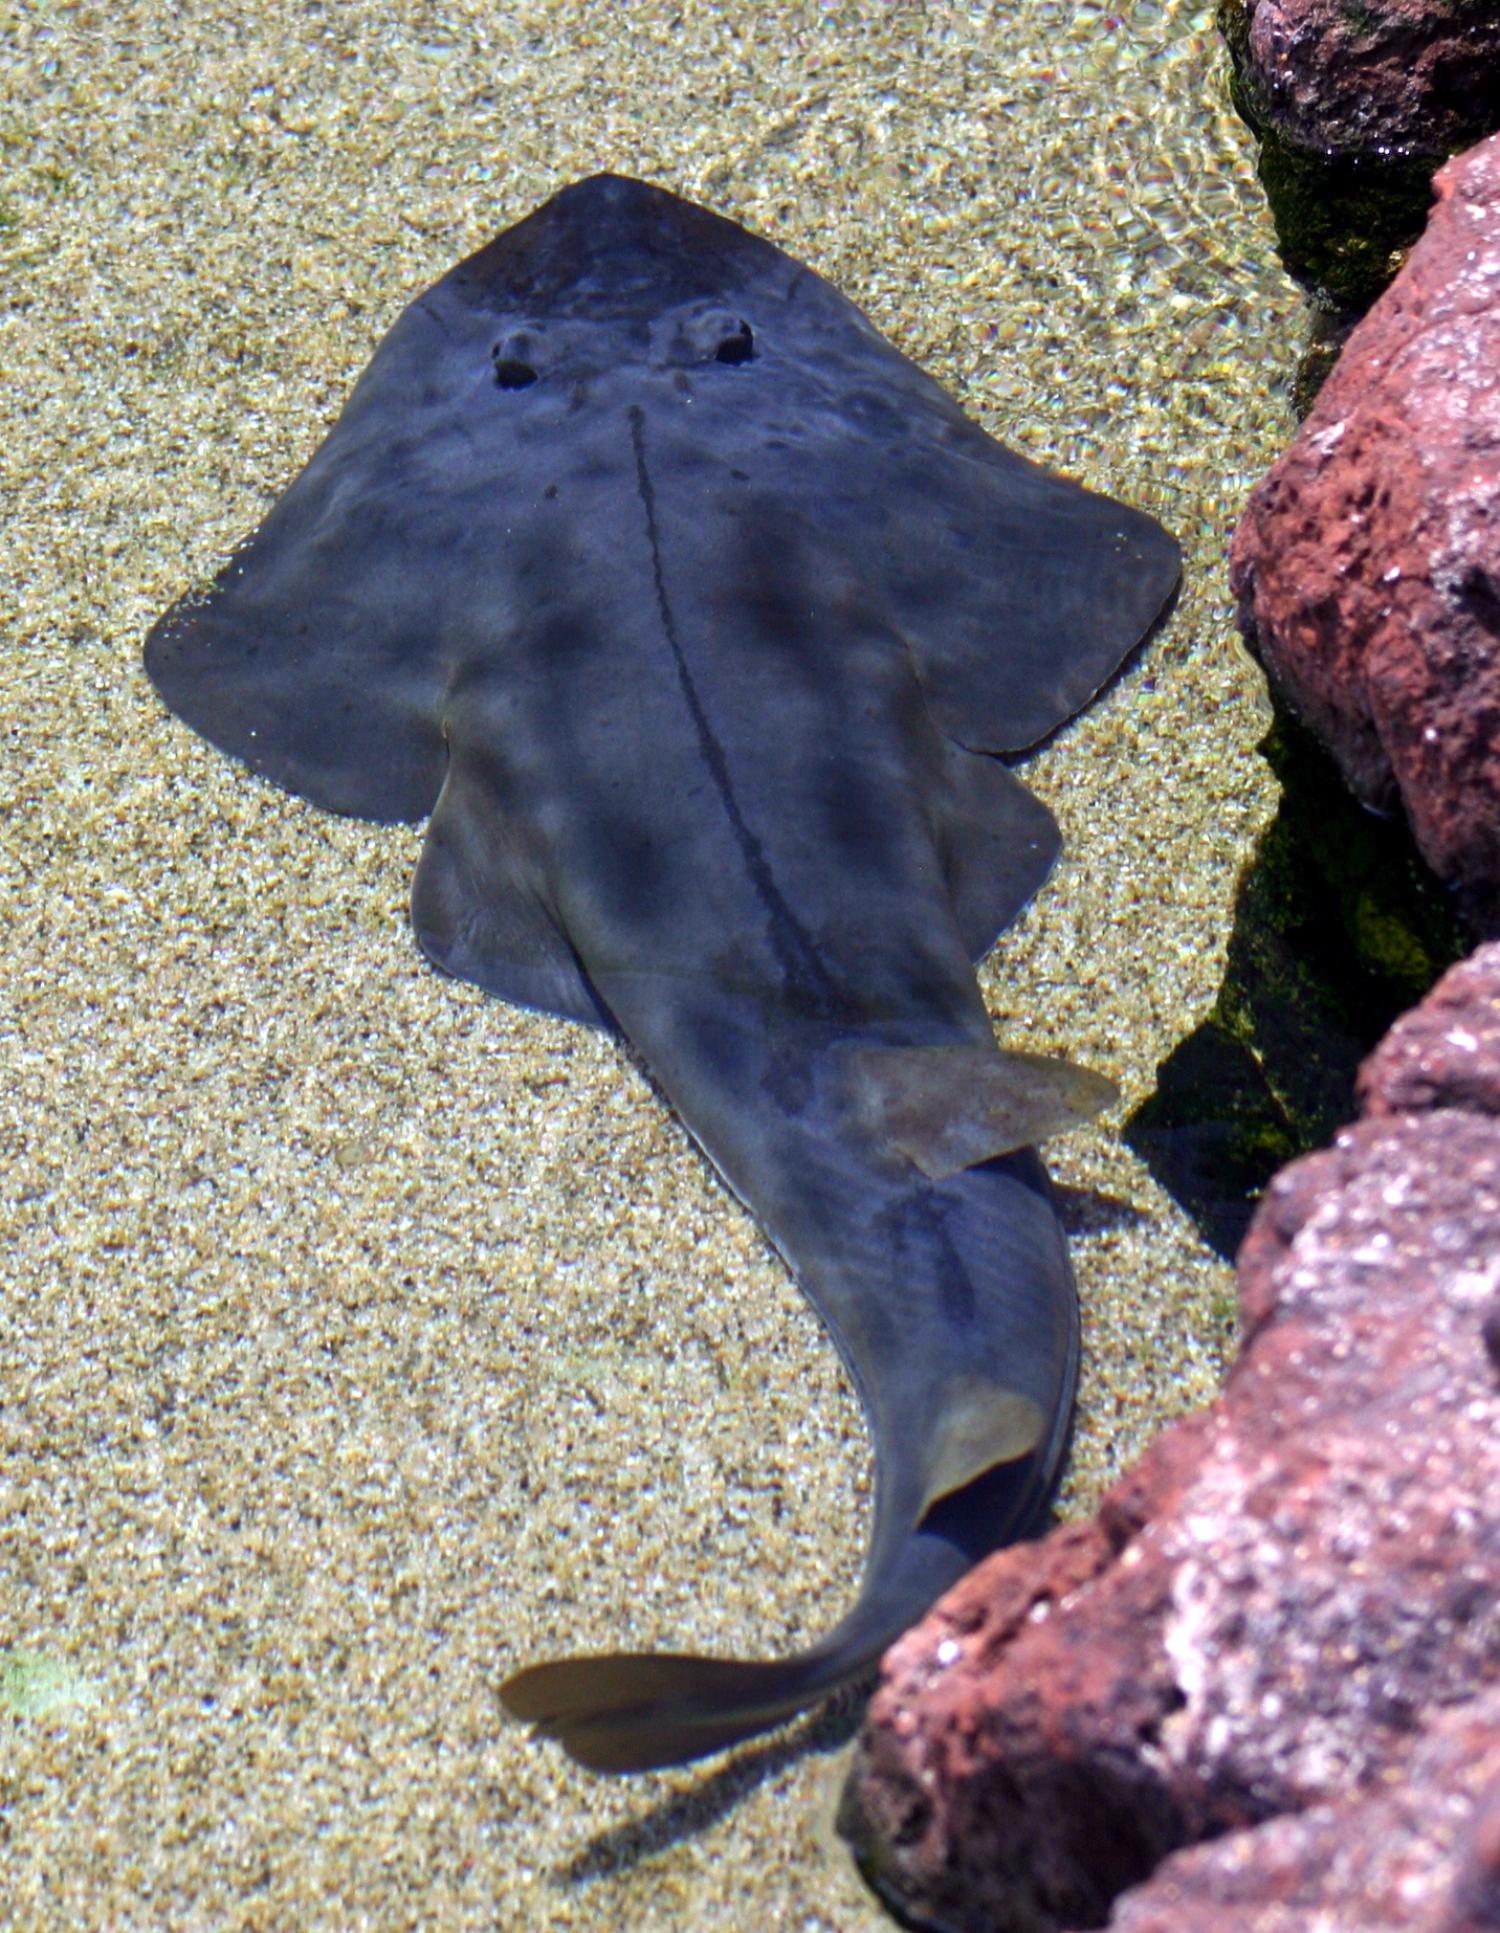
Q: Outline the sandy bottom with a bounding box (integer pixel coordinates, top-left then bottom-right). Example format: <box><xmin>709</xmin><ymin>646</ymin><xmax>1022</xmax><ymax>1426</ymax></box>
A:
<box><xmin>1</xmin><ymin>3</ymin><xmax>1299</xmax><ymax>1926</ymax></box>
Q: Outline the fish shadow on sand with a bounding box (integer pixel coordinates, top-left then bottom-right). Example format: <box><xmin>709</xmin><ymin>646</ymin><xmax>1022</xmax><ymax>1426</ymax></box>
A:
<box><xmin>555</xmin><ymin>1694</ymin><xmax>866</xmax><ymax>1884</ymax></box>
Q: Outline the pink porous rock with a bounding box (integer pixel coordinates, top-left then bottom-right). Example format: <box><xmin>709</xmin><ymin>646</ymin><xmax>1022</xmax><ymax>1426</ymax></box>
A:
<box><xmin>839</xmin><ymin>943</ymin><xmax>1500</xmax><ymax>1933</ymax></box>
<box><xmin>1229</xmin><ymin>133</ymin><xmax>1500</xmax><ymax>934</ymax></box>
<box><xmin>1110</xmin><ymin>1691</ymin><xmax>1500</xmax><ymax>1933</ymax></box>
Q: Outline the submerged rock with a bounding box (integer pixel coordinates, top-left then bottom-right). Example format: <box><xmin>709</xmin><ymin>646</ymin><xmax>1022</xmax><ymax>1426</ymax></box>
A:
<box><xmin>1231</xmin><ymin>133</ymin><xmax>1500</xmax><ymax>937</ymax></box>
<box><xmin>1217</xmin><ymin>0</ymin><xmax>1500</xmax><ymax>309</ymax></box>
<box><xmin>1229</xmin><ymin>0</ymin><xmax>1500</xmax><ymax>162</ymax></box>
<box><xmin>839</xmin><ymin>943</ymin><xmax>1500</xmax><ymax>1933</ymax></box>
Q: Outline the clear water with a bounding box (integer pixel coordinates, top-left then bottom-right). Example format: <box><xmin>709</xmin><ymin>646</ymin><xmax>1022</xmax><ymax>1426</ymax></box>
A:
<box><xmin>0</xmin><ymin>4</ymin><xmax>1300</xmax><ymax>1927</ymax></box>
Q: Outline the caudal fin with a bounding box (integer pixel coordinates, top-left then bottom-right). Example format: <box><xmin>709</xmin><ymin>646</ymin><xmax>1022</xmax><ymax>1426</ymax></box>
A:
<box><xmin>499</xmin><ymin>1402</ymin><xmax>1065</xmax><ymax>1774</ymax></box>
<box><xmin>499</xmin><ymin>1647</ymin><xmax>855</xmax><ymax>1773</ymax></box>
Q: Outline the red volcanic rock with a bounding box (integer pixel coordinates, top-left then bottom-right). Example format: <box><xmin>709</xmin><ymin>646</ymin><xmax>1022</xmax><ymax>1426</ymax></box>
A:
<box><xmin>1229</xmin><ymin>133</ymin><xmax>1500</xmax><ymax>934</ymax></box>
<box><xmin>1234</xmin><ymin>0</ymin><xmax>1500</xmax><ymax>161</ymax></box>
<box><xmin>1357</xmin><ymin>939</ymin><xmax>1500</xmax><ymax>1121</ymax></box>
<box><xmin>839</xmin><ymin>944</ymin><xmax>1500</xmax><ymax>1933</ymax></box>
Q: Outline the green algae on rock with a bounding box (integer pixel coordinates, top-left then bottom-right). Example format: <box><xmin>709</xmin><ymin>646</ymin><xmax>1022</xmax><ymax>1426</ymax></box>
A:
<box><xmin>1126</xmin><ymin>711</ymin><xmax>1465</xmax><ymax>1256</ymax></box>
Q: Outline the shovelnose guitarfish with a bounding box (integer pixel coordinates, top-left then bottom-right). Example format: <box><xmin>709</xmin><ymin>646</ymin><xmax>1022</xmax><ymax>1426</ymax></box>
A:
<box><xmin>145</xmin><ymin>173</ymin><xmax>1180</xmax><ymax>1772</ymax></box>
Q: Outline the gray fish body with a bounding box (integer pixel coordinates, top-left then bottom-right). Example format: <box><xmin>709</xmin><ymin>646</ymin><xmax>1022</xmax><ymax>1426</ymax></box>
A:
<box><xmin>145</xmin><ymin>175</ymin><xmax>1179</xmax><ymax>1771</ymax></box>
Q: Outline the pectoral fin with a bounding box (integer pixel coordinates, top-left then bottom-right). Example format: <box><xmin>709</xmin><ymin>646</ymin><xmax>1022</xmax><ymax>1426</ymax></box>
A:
<box><xmin>411</xmin><ymin>751</ymin><xmax>609</xmax><ymax>1028</ymax></box>
<box><xmin>848</xmin><ymin>1042</ymin><xmax>1117</xmax><ymax>1180</ymax></box>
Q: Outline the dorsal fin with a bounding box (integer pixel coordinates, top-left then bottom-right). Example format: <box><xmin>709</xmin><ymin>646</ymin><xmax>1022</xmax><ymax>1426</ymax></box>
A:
<box><xmin>846</xmin><ymin>1042</ymin><xmax>1116</xmax><ymax>1180</ymax></box>
<box><xmin>918</xmin><ymin>1375</ymin><xmax>1046</xmax><ymax>1516</ymax></box>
